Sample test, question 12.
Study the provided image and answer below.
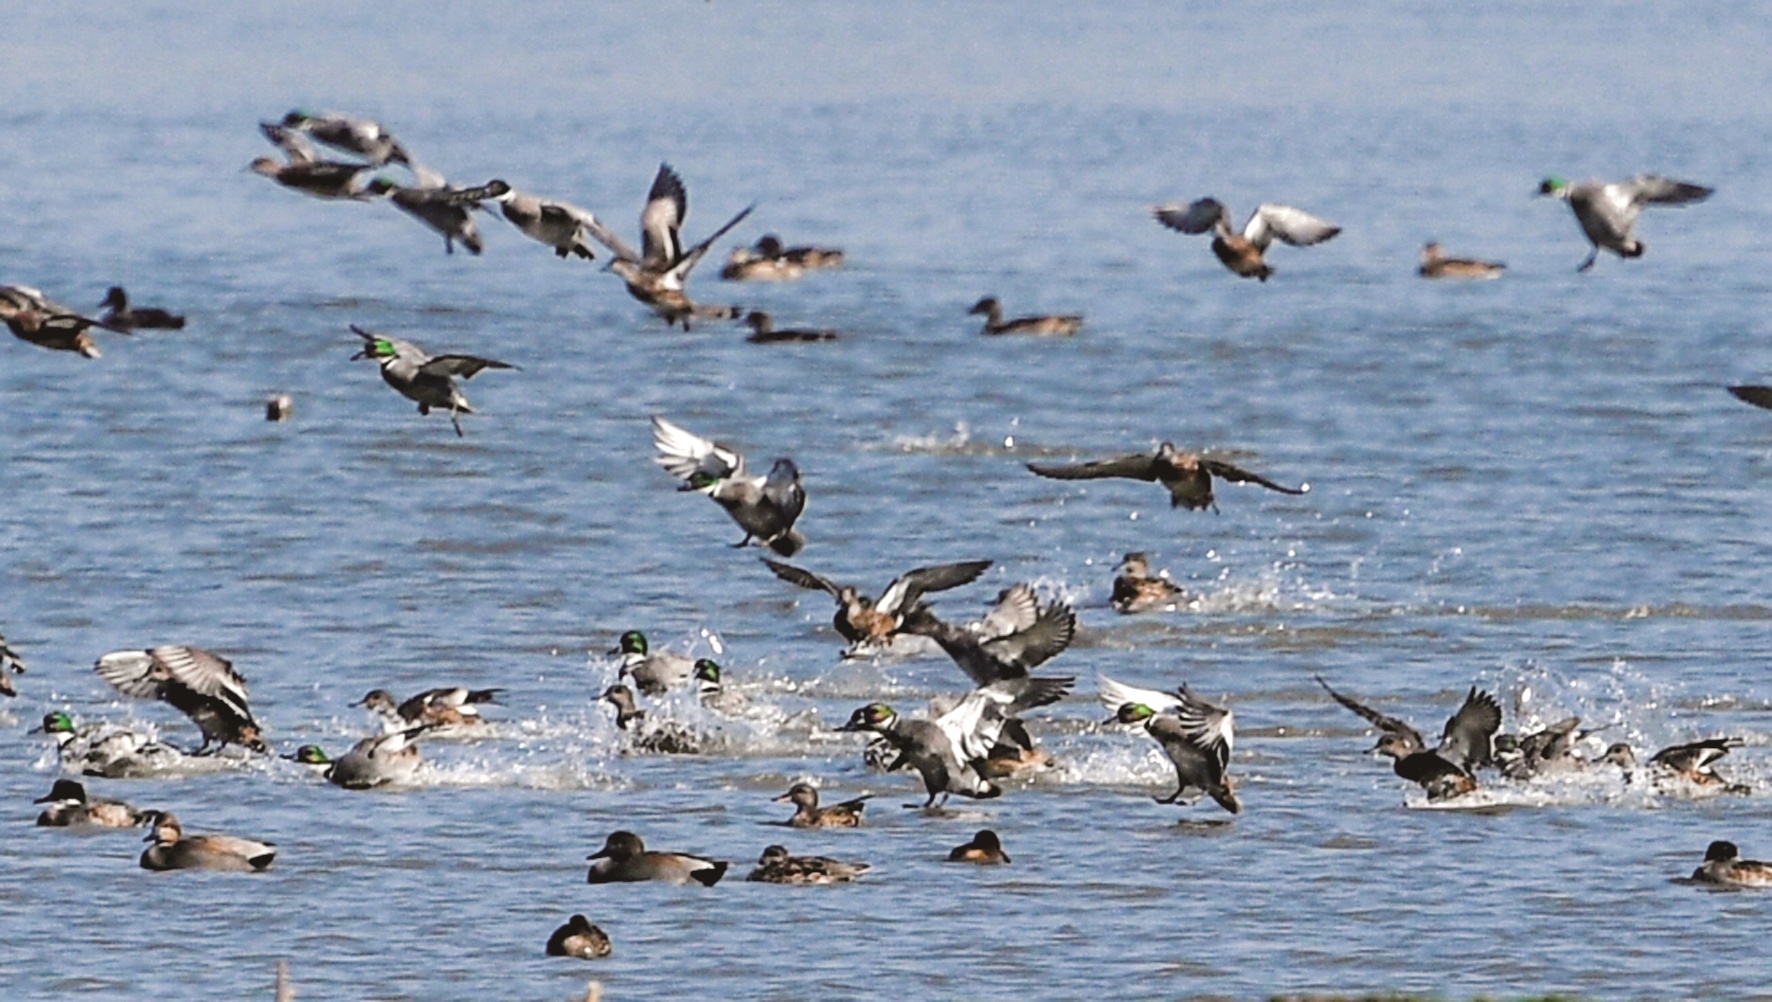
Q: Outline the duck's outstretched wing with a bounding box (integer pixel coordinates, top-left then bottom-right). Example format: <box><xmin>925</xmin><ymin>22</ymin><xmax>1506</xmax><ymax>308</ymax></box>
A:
<box><xmin>938</xmin><ymin>676</ymin><xmax>1074</xmax><ymax>763</ymax></box>
<box><xmin>1437</xmin><ymin>687</ymin><xmax>1501</xmax><ymax>771</ymax></box>
<box><xmin>421</xmin><ymin>354</ymin><xmax>515</xmax><ymax>379</ymax></box>
<box><xmin>1199</xmin><ymin>459</ymin><xmax>1308</xmax><ymax>495</ymax></box>
<box><xmin>258</xmin><ymin>122</ymin><xmax>317</xmax><ymax>164</ymax></box>
<box><xmin>1314</xmin><ymin>675</ymin><xmax>1425</xmax><ymax>747</ymax></box>
<box><xmin>1096</xmin><ymin>673</ymin><xmax>1186</xmax><ymax>715</ymax></box>
<box><xmin>1621</xmin><ymin>175</ymin><xmax>1713</xmax><ymax>208</ymax></box>
<box><xmin>876</xmin><ymin>560</ymin><xmax>993</xmax><ymax>615</ymax></box>
<box><xmin>1244</xmin><ymin>205</ymin><xmax>1340</xmax><ymax>250</ymax></box>
<box><xmin>761</xmin><ymin>459</ymin><xmax>806</xmax><ymax>522</ymax></box>
<box><xmin>1026</xmin><ymin>453</ymin><xmax>1159</xmax><ymax>483</ymax></box>
<box><xmin>973</xmin><ymin>583</ymin><xmax>1038</xmax><ymax>640</ymax></box>
<box><xmin>640</xmin><ymin>163</ymin><xmax>687</xmax><ymax>268</ymax></box>
<box><xmin>1152</xmin><ymin>198</ymin><xmax>1228</xmax><ymax>235</ymax></box>
<box><xmin>760</xmin><ymin>557</ymin><xmax>843</xmax><ymax>598</ymax></box>
<box><xmin>652</xmin><ymin>416</ymin><xmax>746</xmax><ymax>486</ymax></box>
<box><xmin>1175</xmin><ymin>687</ymin><xmax>1235</xmax><ymax>769</ymax></box>
<box><xmin>980</xmin><ymin>600</ymin><xmax>1075</xmax><ymax>672</ymax></box>
<box><xmin>665</xmin><ymin>202</ymin><xmax>757</xmax><ymax>284</ymax></box>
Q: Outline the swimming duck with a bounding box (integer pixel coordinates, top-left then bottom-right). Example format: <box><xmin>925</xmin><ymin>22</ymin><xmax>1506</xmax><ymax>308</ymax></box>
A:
<box><xmin>1316</xmin><ymin>675</ymin><xmax>1500</xmax><ymax>801</ymax></box>
<box><xmin>719</xmin><ymin>235</ymin><xmax>845</xmax><ymax>281</ymax></box>
<box><xmin>1537</xmin><ymin>174</ymin><xmax>1713</xmax><ymax>271</ymax></box>
<box><xmin>586</xmin><ymin>830</ymin><xmax>727</xmax><ymax>886</ymax></box>
<box><xmin>492</xmin><ymin>186</ymin><xmax>601</xmax><ymax>260</ymax></box>
<box><xmin>742</xmin><ymin>311</ymin><xmax>838</xmax><ymax>344</ymax></box>
<box><xmin>546</xmin><ymin>915</ymin><xmax>613</xmax><ymax>959</ymax></box>
<box><xmin>250</xmin><ymin>122</ymin><xmax>378</xmax><ymax>200</ymax></box>
<box><xmin>350</xmin><ymin>325</ymin><xmax>516</xmax><ymax>437</ymax></box>
<box><xmin>652</xmin><ymin>416</ymin><xmax>808</xmax><ymax>557</ymax></box>
<box><xmin>279</xmin><ymin>109</ymin><xmax>412</xmax><ymax>166</ymax></box>
<box><xmin>33</xmin><ymin>779</ymin><xmax>149</xmax><ymax>828</ymax></box>
<box><xmin>139</xmin><ymin>811</ymin><xmax>276</xmax><ymax>872</ymax></box>
<box><xmin>746</xmin><ymin>845</ymin><xmax>871</xmax><ymax>885</ymax></box>
<box><xmin>580</xmin><ymin>163</ymin><xmax>754</xmax><ymax>328</ymax></box>
<box><xmin>33</xmin><ymin>711</ymin><xmax>186</xmax><ymax>778</ymax></box>
<box><xmin>304</xmin><ymin>725</ymin><xmax>435</xmax><ymax>789</ymax></box>
<box><xmin>1106</xmin><ymin>690</ymin><xmax>1240</xmax><ymax>814</ymax></box>
<box><xmin>1</xmin><ymin>285</ymin><xmax>116</xmax><ymax>358</ymax></box>
<box><xmin>773</xmin><ymin>782</ymin><xmax>871</xmax><ymax>828</ymax></box>
<box><xmin>0</xmin><ymin>629</ymin><xmax>23</xmax><ymax>696</ymax></box>
<box><xmin>366</xmin><ymin>170</ymin><xmax>510</xmax><ymax>255</ymax></box>
<box><xmin>94</xmin><ymin>645</ymin><xmax>268</xmax><ymax>756</ymax></box>
<box><xmin>600</xmin><ymin>684</ymin><xmax>706</xmax><ymax>755</ymax></box>
<box><xmin>1417</xmin><ymin>242</ymin><xmax>1505</xmax><ymax>280</ymax></box>
<box><xmin>947</xmin><ymin>830</ymin><xmax>1010</xmax><ymax>865</ymax></box>
<box><xmin>1603</xmin><ymin>738</ymin><xmax>1749</xmax><ymax>793</ymax></box>
<box><xmin>967</xmin><ymin>297</ymin><xmax>1082</xmax><ymax>337</ymax></box>
<box><xmin>1026</xmin><ymin>441</ymin><xmax>1308</xmax><ymax>512</ymax></box>
<box><xmin>1111</xmin><ymin>552</ymin><xmax>1185</xmax><ymax>614</ymax></box>
<box><xmin>899</xmin><ymin>594</ymin><xmax>1075</xmax><ymax>687</ymax></box>
<box><xmin>1152</xmin><ymin>198</ymin><xmax>1340</xmax><ymax>281</ymax></box>
<box><xmin>357</xmin><ymin>687</ymin><xmax>503</xmax><ymax>730</ymax></box>
<box><xmin>1691</xmin><ymin>841</ymin><xmax>1772</xmax><ymax>888</ymax></box>
<box><xmin>839</xmin><ymin>675</ymin><xmax>1073</xmax><ymax>808</ymax></box>
<box><xmin>98</xmin><ymin>287</ymin><xmax>185</xmax><ymax>330</ymax></box>
<box><xmin>609</xmin><ymin>630</ymin><xmax>696</xmax><ymax>695</ymax></box>
<box><xmin>760</xmin><ymin>557</ymin><xmax>992</xmax><ymax>653</ymax></box>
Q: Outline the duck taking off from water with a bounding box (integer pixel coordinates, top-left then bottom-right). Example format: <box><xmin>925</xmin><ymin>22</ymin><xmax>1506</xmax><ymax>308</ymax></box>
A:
<box><xmin>1152</xmin><ymin>198</ymin><xmax>1340</xmax><ymax>280</ymax></box>
<box><xmin>93</xmin><ymin>645</ymin><xmax>268</xmax><ymax>755</ymax></box>
<box><xmin>1315</xmin><ymin>675</ymin><xmax>1500</xmax><ymax>802</ymax></box>
<box><xmin>1026</xmin><ymin>441</ymin><xmax>1307</xmax><ymax>512</ymax></box>
<box><xmin>760</xmin><ymin>557</ymin><xmax>992</xmax><ymax>653</ymax></box>
<box><xmin>1537</xmin><ymin>174</ymin><xmax>1712</xmax><ymax>272</ymax></box>
<box><xmin>350</xmin><ymin>325</ymin><xmax>515</xmax><ymax>437</ymax></box>
<box><xmin>581</xmin><ymin>163</ymin><xmax>754</xmax><ymax>328</ymax></box>
<box><xmin>1099</xmin><ymin>676</ymin><xmax>1240</xmax><ymax>814</ymax></box>
<box><xmin>652</xmin><ymin>416</ymin><xmax>807</xmax><ymax>556</ymax></box>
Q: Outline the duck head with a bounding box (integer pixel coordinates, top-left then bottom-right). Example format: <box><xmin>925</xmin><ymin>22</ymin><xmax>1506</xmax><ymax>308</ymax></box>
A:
<box><xmin>355</xmin><ymin>689</ymin><xmax>399</xmax><ymax>713</ymax></box>
<box><xmin>610</xmin><ymin>630</ymin><xmax>648</xmax><ymax>657</ymax></box>
<box><xmin>1537</xmin><ymin>176</ymin><xmax>1570</xmax><ymax>199</ymax></box>
<box><xmin>1705</xmin><ymin>840</ymin><xmax>1741</xmax><ymax>863</ymax></box>
<box><xmin>967</xmin><ymin>296</ymin><xmax>999</xmax><ymax>317</ymax></box>
<box><xmin>754</xmin><ymin>235</ymin><xmax>784</xmax><ymax>258</ymax></box>
<box><xmin>1107</xmin><ymin>702</ymin><xmax>1157</xmax><ymax>727</ymax></box>
<box><xmin>350</xmin><ymin>332</ymin><xmax>399</xmax><ymax>364</ymax></box>
<box><xmin>693</xmin><ymin>659</ymin><xmax>722</xmax><ymax>688</ymax></box>
<box><xmin>34</xmin><ymin>779</ymin><xmax>88</xmax><ymax>805</ymax></box>
<box><xmin>143</xmin><ymin>811</ymin><xmax>182</xmax><ymax>844</ymax></box>
<box><xmin>1601</xmin><ymin>742</ymin><xmax>1636</xmax><ymax>768</ymax></box>
<box><xmin>284</xmin><ymin>745</ymin><xmax>332</xmax><ymax>765</ymax></box>
<box><xmin>587</xmin><ymin>830</ymin><xmax>645</xmax><ymax>862</ymax></box>
<box><xmin>839</xmin><ymin>703</ymin><xmax>897</xmax><ymax>733</ymax></box>
<box><xmin>1371</xmin><ymin>732</ymin><xmax>1420</xmax><ymax>760</ymax></box>
<box><xmin>33</xmin><ymin>710</ymin><xmax>76</xmax><ymax>736</ymax></box>
<box><xmin>758</xmin><ymin>845</ymin><xmax>791</xmax><ymax>865</ymax></box>
<box><xmin>772</xmin><ymin>782</ymin><xmax>818</xmax><ymax>808</ymax></box>
<box><xmin>599</xmin><ymin>684</ymin><xmax>643</xmax><ymax>729</ymax></box>
<box><xmin>1118</xmin><ymin>552</ymin><xmax>1151</xmax><ymax>576</ymax></box>
<box><xmin>100</xmin><ymin>287</ymin><xmax>127</xmax><ymax>311</ymax></box>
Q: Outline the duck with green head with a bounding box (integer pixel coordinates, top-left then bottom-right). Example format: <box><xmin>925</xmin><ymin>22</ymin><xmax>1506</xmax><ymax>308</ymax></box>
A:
<box><xmin>610</xmin><ymin>630</ymin><xmax>694</xmax><ymax>695</ymax></box>
<box><xmin>350</xmin><ymin>325</ymin><xmax>516</xmax><ymax>437</ymax></box>
<box><xmin>1537</xmin><ymin>174</ymin><xmax>1712</xmax><ymax>271</ymax></box>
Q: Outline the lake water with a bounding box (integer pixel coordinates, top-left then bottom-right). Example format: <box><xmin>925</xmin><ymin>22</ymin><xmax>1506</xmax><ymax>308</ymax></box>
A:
<box><xmin>4</xmin><ymin>3</ymin><xmax>1772</xmax><ymax>999</ymax></box>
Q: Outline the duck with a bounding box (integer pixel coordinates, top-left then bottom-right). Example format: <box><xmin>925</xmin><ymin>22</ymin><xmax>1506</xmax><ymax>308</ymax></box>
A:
<box><xmin>746</xmin><ymin>845</ymin><xmax>871</xmax><ymax>885</ymax></box>
<box><xmin>139</xmin><ymin>811</ymin><xmax>276</xmax><ymax>872</ymax></box>
<box><xmin>250</xmin><ymin>122</ymin><xmax>378</xmax><ymax>200</ymax></box>
<box><xmin>947</xmin><ymin>830</ymin><xmax>1010</xmax><ymax>865</ymax></box>
<box><xmin>546</xmin><ymin>915</ymin><xmax>613</xmax><ymax>959</ymax></box>
<box><xmin>365</xmin><ymin>170</ymin><xmax>510</xmax><ymax>255</ymax></box>
<box><xmin>967</xmin><ymin>297</ymin><xmax>1081</xmax><ymax>337</ymax></box>
<box><xmin>609</xmin><ymin>630</ymin><xmax>696</xmax><ymax>695</ymax></box>
<box><xmin>1417</xmin><ymin>242</ymin><xmax>1505</xmax><ymax>280</ymax></box>
<box><xmin>1101</xmin><ymin>680</ymin><xmax>1240</xmax><ymax>814</ymax></box>
<box><xmin>33</xmin><ymin>711</ymin><xmax>186</xmax><ymax>778</ymax></box>
<box><xmin>693</xmin><ymin>659</ymin><xmax>750</xmax><ymax>715</ymax></box>
<box><xmin>1026</xmin><ymin>441</ymin><xmax>1308</xmax><ymax>512</ymax></box>
<box><xmin>1152</xmin><ymin>198</ymin><xmax>1340</xmax><ymax>280</ymax></box>
<box><xmin>898</xmin><ymin>594</ymin><xmax>1075</xmax><ymax>687</ymax></box>
<box><xmin>97</xmin><ymin>287</ymin><xmax>185</xmax><ymax>330</ymax></box>
<box><xmin>0</xmin><ymin>629</ymin><xmax>23</xmax><ymax>696</ymax></box>
<box><xmin>1537</xmin><ymin>174</ymin><xmax>1713</xmax><ymax>271</ymax></box>
<box><xmin>839</xmin><ymin>675</ymin><xmax>1073</xmax><ymax>808</ymax></box>
<box><xmin>1493</xmin><ymin>716</ymin><xmax>1593</xmax><ymax>780</ymax></box>
<box><xmin>580</xmin><ymin>163</ymin><xmax>754</xmax><ymax>328</ymax></box>
<box><xmin>278</xmin><ymin>109</ymin><xmax>412</xmax><ymax>166</ymax></box>
<box><xmin>600</xmin><ymin>684</ymin><xmax>706</xmax><ymax>755</ymax></box>
<box><xmin>302</xmin><ymin>725</ymin><xmax>435</xmax><ymax>789</ymax></box>
<box><xmin>1</xmin><ymin>284</ymin><xmax>116</xmax><ymax>358</ymax></box>
<box><xmin>720</xmin><ymin>247</ymin><xmax>802</xmax><ymax>282</ymax></box>
<box><xmin>1601</xmin><ymin>738</ymin><xmax>1750</xmax><ymax>793</ymax></box>
<box><xmin>1691</xmin><ymin>841</ymin><xmax>1772</xmax><ymax>888</ymax></box>
<box><xmin>93</xmin><ymin>645</ymin><xmax>268</xmax><ymax>755</ymax></box>
<box><xmin>356</xmin><ymin>687</ymin><xmax>502</xmax><ymax>730</ymax></box>
<box><xmin>760</xmin><ymin>557</ymin><xmax>992</xmax><ymax>653</ymax></box>
<box><xmin>492</xmin><ymin>186</ymin><xmax>601</xmax><ymax>260</ymax></box>
<box><xmin>1111</xmin><ymin>552</ymin><xmax>1185</xmax><ymax>614</ymax></box>
<box><xmin>350</xmin><ymin>325</ymin><xmax>516</xmax><ymax>437</ymax></box>
<box><xmin>33</xmin><ymin>779</ymin><xmax>149</xmax><ymax>828</ymax></box>
<box><xmin>585</xmin><ymin>830</ymin><xmax>727</xmax><ymax>886</ymax></box>
<box><xmin>742</xmin><ymin>311</ymin><xmax>838</xmax><ymax>344</ymax></box>
<box><xmin>652</xmin><ymin>416</ymin><xmax>807</xmax><ymax>557</ymax></box>
<box><xmin>1316</xmin><ymin>675</ymin><xmax>1500</xmax><ymax>801</ymax></box>
<box><xmin>773</xmin><ymin>782</ymin><xmax>871</xmax><ymax>828</ymax></box>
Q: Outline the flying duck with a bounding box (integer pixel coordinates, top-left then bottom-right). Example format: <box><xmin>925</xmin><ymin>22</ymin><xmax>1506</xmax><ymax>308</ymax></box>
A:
<box><xmin>652</xmin><ymin>416</ymin><xmax>807</xmax><ymax>556</ymax></box>
<box><xmin>492</xmin><ymin>186</ymin><xmax>601</xmax><ymax>259</ymax></box>
<box><xmin>139</xmin><ymin>811</ymin><xmax>276</xmax><ymax>872</ymax></box>
<box><xmin>366</xmin><ymin>169</ymin><xmax>510</xmax><ymax>255</ymax></box>
<box><xmin>1026</xmin><ymin>441</ymin><xmax>1307</xmax><ymax>512</ymax></box>
<box><xmin>898</xmin><ymin>595</ymin><xmax>1075</xmax><ymax>687</ymax></box>
<box><xmin>760</xmin><ymin>557</ymin><xmax>991</xmax><ymax>653</ymax></box>
<box><xmin>746</xmin><ymin>845</ymin><xmax>871</xmax><ymax>885</ymax></box>
<box><xmin>1417</xmin><ymin>242</ymin><xmax>1505</xmax><ymax>280</ymax></box>
<box><xmin>967</xmin><ymin>297</ymin><xmax>1082</xmax><ymax>337</ymax></box>
<box><xmin>1603</xmin><ymin>738</ymin><xmax>1750</xmax><ymax>793</ymax></box>
<box><xmin>302</xmin><ymin>725</ymin><xmax>435</xmax><ymax>789</ymax></box>
<box><xmin>1152</xmin><ymin>198</ymin><xmax>1340</xmax><ymax>280</ymax></box>
<box><xmin>350</xmin><ymin>325</ymin><xmax>515</xmax><ymax>437</ymax></box>
<box><xmin>94</xmin><ymin>645</ymin><xmax>268</xmax><ymax>755</ymax></box>
<box><xmin>250</xmin><ymin>122</ymin><xmax>378</xmax><ymax>199</ymax></box>
<box><xmin>586</xmin><ymin>830</ymin><xmax>727</xmax><ymax>886</ymax></box>
<box><xmin>1316</xmin><ymin>675</ymin><xmax>1500</xmax><ymax>801</ymax></box>
<box><xmin>1</xmin><ymin>285</ymin><xmax>117</xmax><ymax>358</ymax></box>
<box><xmin>1537</xmin><ymin>174</ymin><xmax>1712</xmax><ymax>271</ymax></box>
<box><xmin>773</xmin><ymin>782</ymin><xmax>871</xmax><ymax>828</ymax></box>
<box><xmin>33</xmin><ymin>779</ymin><xmax>150</xmax><ymax>828</ymax></box>
<box><xmin>1111</xmin><ymin>552</ymin><xmax>1185</xmax><ymax>613</ymax></box>
<box><xmin>357</xmin><ymin>687</ymin><xmax>502</xmax><ymax>730</ymax></box>
<box><xmin>278</xmin><ymin>109</ymin><xmax>412</xmax><ymax>166</ymax></box>
<box><xmin>1099</xmin><ymin>677</ymin><xmax>1240</xmax><ymax>814</ymax></box>
<box><xmin>580</xmin><ymin>163</ymin><xmax>754</xmax><ymax>328</ymax></box>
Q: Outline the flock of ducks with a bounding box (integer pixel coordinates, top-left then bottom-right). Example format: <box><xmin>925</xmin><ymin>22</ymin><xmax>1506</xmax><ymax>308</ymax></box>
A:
<box><xmin>5</xmin><ymin>106</ymin><xmax>1767</xmax><ymax>992</ymax></box>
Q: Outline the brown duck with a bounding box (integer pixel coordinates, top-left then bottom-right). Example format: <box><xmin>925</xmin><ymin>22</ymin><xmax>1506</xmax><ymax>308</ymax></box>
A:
<box><xmin>1152</xmin><ymin>198</ymin><xmax>1340</xmax><ymax>280</ymax></box>
<box><xmin>1026</xmin><ymin>441</ymin><xmax>1306</xmax><ymax>512</ymax></box>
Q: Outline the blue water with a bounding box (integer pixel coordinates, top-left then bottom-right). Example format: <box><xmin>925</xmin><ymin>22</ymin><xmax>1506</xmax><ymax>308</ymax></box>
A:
<box><xmin>4</xmin><ymin>3</ymin><xmax>1772</xmax><ymax>999</ymax></box>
